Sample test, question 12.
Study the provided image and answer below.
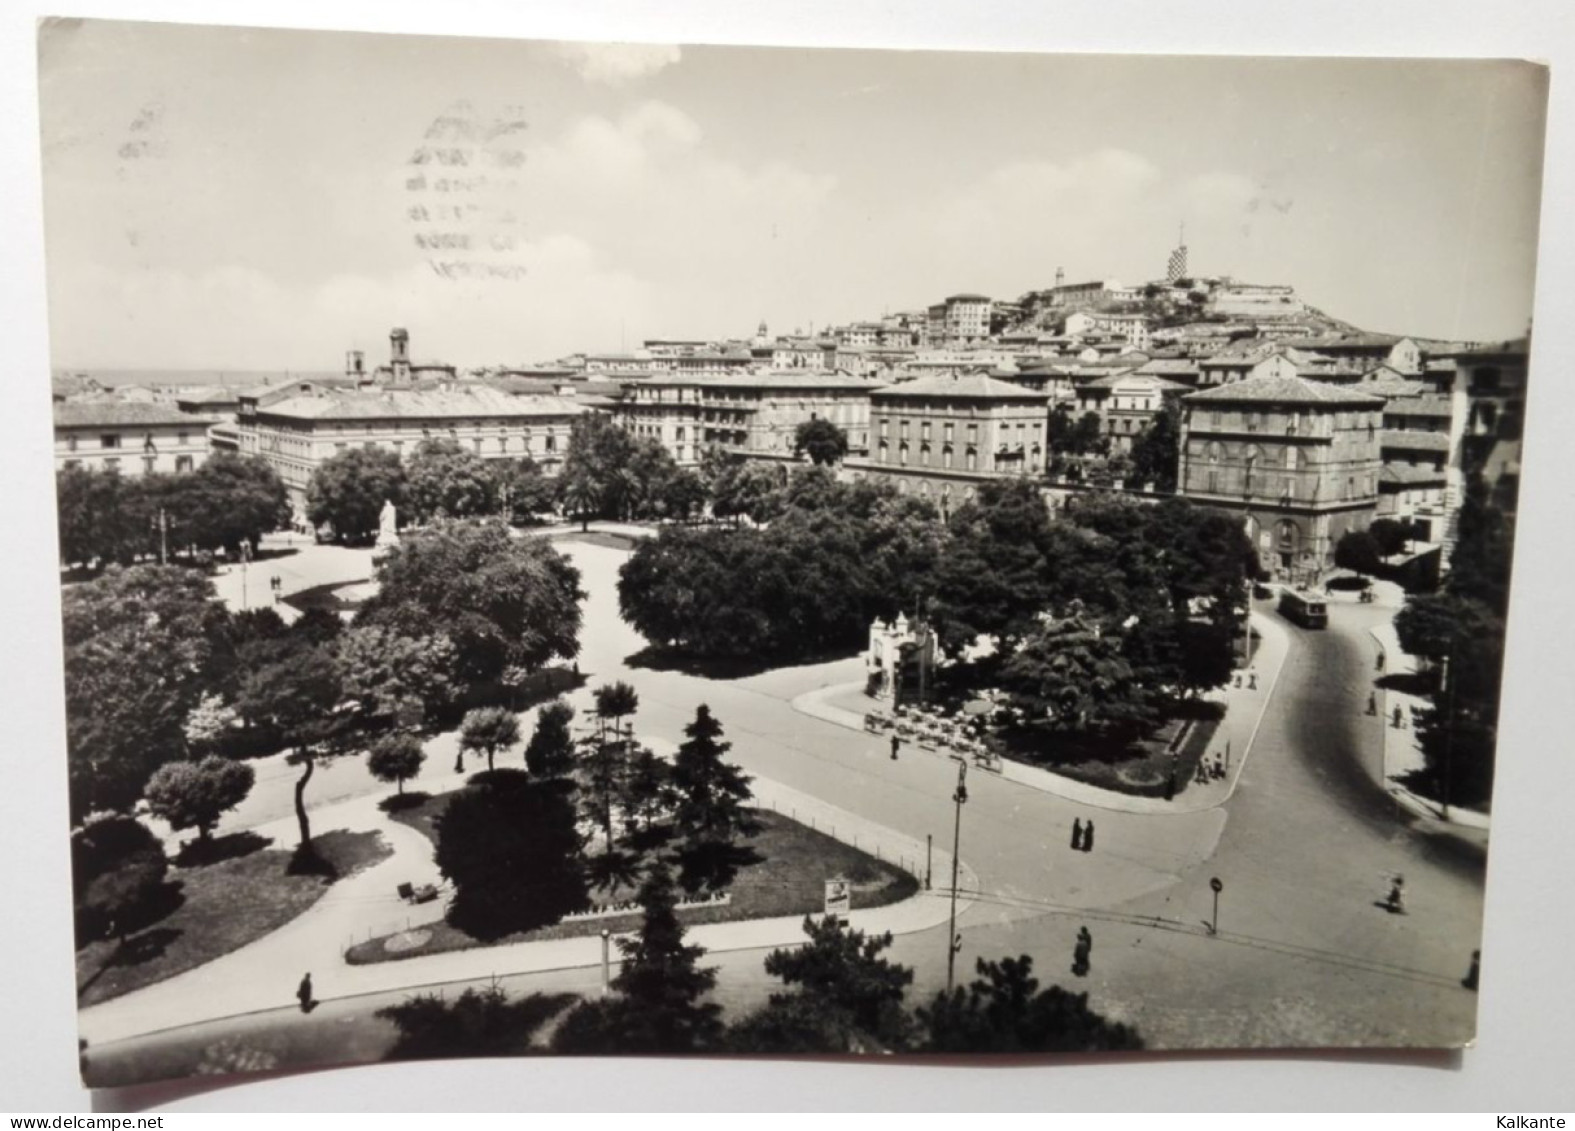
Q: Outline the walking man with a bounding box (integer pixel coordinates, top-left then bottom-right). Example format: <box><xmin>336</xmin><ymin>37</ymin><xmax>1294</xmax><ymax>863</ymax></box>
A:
<box><xmin>1072</xmin><ymin>926</ymin><xmax>1092</xmax><ymax>977</ymax></box>
<box><xmin>1082</xmin><ymin>819</ymin><xmax>1095</xmax><ymax>853</ymax></box>
<box><xmin>1367</xmin><ymin>691</ymin><xmax>1377</xmax><ymax>716</ymax></box>
<box><xmin>296</xmin><ymin>972</ymin><xmax>314</xmax><ymax>1013</ymax></box>
<box><xmin>1071</xmin><ymin>817</ymin><xmax>1084</xmax><ymax>850</ymax></box>
<box><xmin>1463</xmin><ymin>950</ymin><xmax>1481</xmax><ymax>991</ymax></box>
<box><xmin>890</xmin><ymin>733</ymin><xmax>900</xmax><ymax>761</ymax></box>
<box><xmin>1376</xmin><ymin>651</ymin><xmax>1386</xmax><ymax>673</ymax></box>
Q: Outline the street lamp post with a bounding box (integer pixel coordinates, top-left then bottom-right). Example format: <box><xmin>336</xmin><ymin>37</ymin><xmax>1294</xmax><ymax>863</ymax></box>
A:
<box><xmin>600</xmin><ymin>928</ymin><xmax>611</xmax><ymax>995</ymax></box>
<box><xmin>945</xmin><ymin>759</ymin><xmax>968</xmax><ymax>995</ymax></box>
<box><xmin>1208</xmin><ymin>876</ymin><xmax>1223</xmax><ymax>935</ymax></box>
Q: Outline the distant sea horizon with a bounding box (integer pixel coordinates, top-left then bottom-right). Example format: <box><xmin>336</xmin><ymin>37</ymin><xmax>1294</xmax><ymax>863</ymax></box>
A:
<box><xmin>51</xmin><ymin>369</ymin><xmax>346</xmax><ymax>389</ymax></box>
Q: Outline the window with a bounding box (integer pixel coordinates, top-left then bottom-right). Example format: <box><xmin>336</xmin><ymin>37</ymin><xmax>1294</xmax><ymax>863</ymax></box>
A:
<box><xmin>66</xmin><ymin>435</ymin><xmax>78</xmax><ymax>452</ymax></box>
<box><xmin>178</xmin><ymin>432</ymin><xmax>189</xmax><ymax>445</ymax></box>
<box><xmin>175</xmin><ymin>456</ymin><xmax>194</xmax><ymax>473</ymax></box>
<box><xmin>100</xmin><ymin>434</ymin><xmax>121</xmax><ymax>449</ymax></box>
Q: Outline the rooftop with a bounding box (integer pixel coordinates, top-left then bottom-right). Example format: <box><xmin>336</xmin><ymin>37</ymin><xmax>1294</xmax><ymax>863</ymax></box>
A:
<box><xmin>257</xmin><ymin>386</ymin><xmax>591</xmax><ymax>422</ymax></box>
<box><xmin>874</xmin><ymin>373</ymin><xmax>1051</xmax><ymax>401</ymax></box>
<box><xmin>1183</xmin><ymin>374</ymin><xmax>1387</xmax><ymax>407</ymax></box>
<box><xmin>1381</xmin><ymin>429</ymin><xmax>1452</xmax><ymax>452</ymax></box>
<box><xmin>1384</xmin><ymin>396</ymin><xmax>1454</xmax><ymax>419</ymax></box>
<box><xmin>54</xmin><ymin>402</ymin><xmax>214</xmax><ymax>428</ymax></box>
<box><xmin>640</xmin><ymin>371</ymin><xmax>874</xmax><ymax>391</ymax></box>
<box><xmin>1381</xmin><ymin>464</ymin><xmax>1447</xmax><ymax>486</ymax></box>
<box><xmin>1079</xmin><ymin>372</ymin><xmax>1192</xmax><ymax>392</ymax></box>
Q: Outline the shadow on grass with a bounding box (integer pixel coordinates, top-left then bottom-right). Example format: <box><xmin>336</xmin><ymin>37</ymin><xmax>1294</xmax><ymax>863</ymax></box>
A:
<box><xmin>77</xmin><ymin>926</ymin><xmax>186</xmax><ymax>1000</ymax></box>
<box><xmin>379</xmin><ymin>791</ymin><xmax>432</xmax><ymax>813</ymax></box>
<box><xmin>624</xmin><ymin>643</ymin><xmax>861</xmax><ymax>681</ymax></box>
<box><xmin>174</xmin><ymin>830</ymin><xmax>272</xmax><ymax>868</ymax></box>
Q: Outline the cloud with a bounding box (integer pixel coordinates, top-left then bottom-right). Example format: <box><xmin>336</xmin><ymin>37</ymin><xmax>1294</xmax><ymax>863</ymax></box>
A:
<box><xmin>552</xmin><ymin>42</ymin><xmax>681</xmax><ymax>86</ymax></box>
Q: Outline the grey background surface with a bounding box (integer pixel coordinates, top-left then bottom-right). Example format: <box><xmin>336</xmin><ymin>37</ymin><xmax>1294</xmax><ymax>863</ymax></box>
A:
<box><xmin>1</xmin><ymin>0</ymin><xmax>1572</xmax><ymax>1113</ymax></box>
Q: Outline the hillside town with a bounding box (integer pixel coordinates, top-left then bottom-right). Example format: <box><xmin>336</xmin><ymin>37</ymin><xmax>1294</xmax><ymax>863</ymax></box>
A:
<box><xmin>51</xmin><ymin>232</ymin><xmax>1523</xmax><ymax>1081</ymax></box>
<box><xmin>54</xmin><ymin>236</ymin><xmax>1525</xmax><ymax>589</ymax></box>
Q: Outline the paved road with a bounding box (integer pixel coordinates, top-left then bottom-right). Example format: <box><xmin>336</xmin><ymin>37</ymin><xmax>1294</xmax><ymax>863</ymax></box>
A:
<box><xmin>86</xmin><ymin>541</ymin><xmax>1487</xmax><ymax>1073</ymax></box>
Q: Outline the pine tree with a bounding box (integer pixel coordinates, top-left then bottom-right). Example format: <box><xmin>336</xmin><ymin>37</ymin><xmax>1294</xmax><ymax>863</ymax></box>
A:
<box><xmin>669</xmin><ymin>705</ymin><xmax>762</xmax><ymax>893</ymax></box>
<box><xmin>524</xmin><ymin>699</ymin><xmax>576</xmax><ymax>779</ymax></box>
<box><xmin>551</xmin><ymin>862</ymin><xmax>723</xmax><ymax>1054</ymax></box>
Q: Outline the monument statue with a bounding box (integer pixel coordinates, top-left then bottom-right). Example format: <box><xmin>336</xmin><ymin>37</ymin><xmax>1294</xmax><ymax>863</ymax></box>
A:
<box><xmin>375</xmin><ymin>498</ymin><xmax>399</xmax><ymax>551</ymax></box>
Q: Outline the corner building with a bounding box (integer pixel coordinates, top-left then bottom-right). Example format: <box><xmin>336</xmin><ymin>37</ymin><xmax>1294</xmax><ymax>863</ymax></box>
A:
<box><xmin>1179</xmin><ymin>374</ymin><xmax>1383</xmax><ymax>581</ymax></box>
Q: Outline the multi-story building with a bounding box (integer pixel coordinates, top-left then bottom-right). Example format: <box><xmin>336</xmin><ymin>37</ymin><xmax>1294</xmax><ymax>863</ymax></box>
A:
<box><xmin>617</xmin><ymin>371</ymin><xmax>874</xmax><ymax>467</ymax></box>
<box><xmin>846</xmin><ymin>373</ymin><xmax>1050</xmax><ymax>515</ymax></box>
<box><xmin>1196</xmin><ymin>340</ymin><xmax>1307</xmax><ymax>387</ymax></box>
<box><xmin>1379</xmin><ymin>395</ymin><xmax>1455</xmax><ymax>536</ymax></box>
<box><xmin>1072</xmin><ymin>371</ymin><xmax>1190</xmax><ymax>453</ymax></box>
<box><xmin>237</xmin><ymin>384</ymin><xmax>590</xmax><ymax>524</ymax></box>
<box><xmin>942</xmin><ymin>294</ymin><xmax>992</xmax><ymax>344</ymax></box>
<box><xmin>54</xmin><ymin>403</ymin><xmax>214</xmax><ymax>477</ymax></box>
<box><xmin>1178</xmin><ymin>374</ymin><xmax>1384</xmax><ymax>580</ymax></box>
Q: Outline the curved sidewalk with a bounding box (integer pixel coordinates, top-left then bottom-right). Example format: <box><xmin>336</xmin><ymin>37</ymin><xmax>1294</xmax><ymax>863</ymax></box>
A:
<box><xmin>79</xmin><ymin>767</ymin><xmax>975</xmax><ymax>1049</ymax></box>
<box><xmin>790</xmin><ymin>610</ymin><xmax>1289</xmax><ymax>817</ymax></box>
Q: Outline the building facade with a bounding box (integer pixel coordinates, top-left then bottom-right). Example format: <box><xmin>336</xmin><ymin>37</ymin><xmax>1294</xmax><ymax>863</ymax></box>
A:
<box><xmin>237</xmin><ymin>384</ymin><xmax>590</xmax><ymax>524</ymax></box>
<box><xmin>1073</xmin><ymin>372</ymin><xmax>1189</xmax><ymax>453</ymax></box>
<box><xmin>55</xmin><ymin>403</ymin><xmax>214</xmax><ymax>477</ymax></box>
<box><xmin>1178</xmin><ymin>375</ymin><xmax>1384</xmax><ymax>580</ymax></box>
<box><xmin>845</xmin><ymin>373</ymin><xmax>1050</xmax><ymax>515</ymax></box>
<box><xmin>617</xmin><ymin>371</ymin><xmax>874</xmax><ymax>467</ymax></box>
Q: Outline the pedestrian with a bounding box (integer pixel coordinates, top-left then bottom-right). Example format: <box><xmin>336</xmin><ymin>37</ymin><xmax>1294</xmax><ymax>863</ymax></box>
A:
<box><xmin>890</xmin><ymin>733</ymin><xmax>900</xmax><ymax>761</ymax></box>
<box><xmin>1071</xmin><ymin>817</ymin><xmax>1083</xmax><ymax>850</ymax></box>
<box><xmin>1213</xmin><ymin>755</ymin><xmax>1225</xmax><ymax>780</ymax></box>
<box><xmin>296</xmin><ymin>972</ymin><xmax>314</xmax><ymax>1013</ymax></box>
<box><xmin>1367</xmin><ymin>691</ymin><xmax>1377</xmax><ymax>716</ymax></box>
<box><xmin>1195</xmin><ymin>761</ymin><xmax>1209</xmax><ymax>786</ymax></box>
<box><xmin>1393</xmin><ymin>705</ymin><xmax>1405</xmax><ymax>729</ymax></box>
<box><xmin>1071</xmin><ymin>926</ymin><xmax>1093</xmax><ymax>977</ymax></box>
<box><xmin>1376</xmin><ymin>652</ymin><xmax>1386</xmax><ymax>673</ymax></box>
<box><xmin>1248</xmin><ymin>671</ymin><xmax>1258</xmax><ymax>690</ymax></box>
<box><xmin>1385</xmin><ymin>875</ymin><xmax>1406</xmax><ymax>915</ymax></box>
<box><xmin>1463</xmin><ymin>950</ymin><xmax>1481</xmax><ymax>992</ymax></box>
<box><xmin>1164</xmin><ymin>768</ymin><xmax>1176</xmax><ymax>801</ymax></box>
<box><xmin>1082</xmin><ymin>819</ymin><xmax>1095</xmax><ymax>853</ymax></box>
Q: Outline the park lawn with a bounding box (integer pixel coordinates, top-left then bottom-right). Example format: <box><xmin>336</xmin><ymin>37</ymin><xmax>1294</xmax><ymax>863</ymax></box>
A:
<box><xmin>350</xmin><ymin>803</ymin><xmax>917</xmax><ymax>965</ymax></box>
<box><xmin>76</xmin><ymin>829</ymin><xmax>392</xmax><ymax>1009</ymax></box>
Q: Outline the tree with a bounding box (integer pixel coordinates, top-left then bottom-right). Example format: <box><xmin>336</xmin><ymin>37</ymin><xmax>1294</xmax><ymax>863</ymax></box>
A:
<box><xmin>524</xmin><ymin>699</ymin><xmax>576</xmax><ymax>778</ymax></box>
<box><xmin>491</xmin><ymin>456</ymin><xmax>558</xmax><ymax>521</ymax></box>
<box><xmin>70</xmin><ymin>812</ymin><xmax>169</xmax><ymax>943</ymax></box>
<box><xmin>1335</xmin><ymin>530</ymin><xmax>1383</xmax><ymax>576</ymax></box>
<box><xmin>578</xmin><ymin>682</ymin><xmax>640</xmax><ymax>880</ymax></box>
<box><xmin>434</xmin><ymin>779</ymin><xmax>589</xmax><ymax>938</ymax></box>
<box><xmin>358</xmin><ymin>520</ymin><xmax>583</xmax><ymax>688</ymax></box>
<box><xmin>1072</xmin><ymin>410</ymin><xmax>1108</xmax><ymax>457</ymax></box>
<box><xmin>377</xmin><ymin>985</ymin><xmax>574</xmax><ymax>1061</ymax></box>
<box><xmin>175</xmin><ymin>453</ymin><xmax>293</xmax><ymax>554</ymax></box>
<box><xmin>917</xmin><ymin>954</ymin><xmax>1143</xmax><ymax>1052</ymax></box>
<box><xmin>711</xmin><ymin>461</ymin><xmax>784</xmax><ymax>526</ymax></box>
<box><xmin>1368</xmin><ymin>517</ymin><xmax>1410</xmax><ymax>559</ymax></box>
<box><xmin>669</xmin><ymin>705</ymin><xmax>762</xmax><ymax>893</ymax></box>
<box><xmin>618</xmin><ymin>744</ymin><xmax>674</xmax><ymax>843</ymax></box>
<box><xmin>404</xmin><ymin>439</ymin><xmax>498</xmax><ymax>523</ymax></box>
<box><xmin>143</xmin><ymin>756</ymin><xmax>256</xmax><ymax>842</ymax></box>
<box><xmin>929</xmin><ymin>478</ymin><xmax>1056</xmax><ymax>656</ymax></box>
<box><xmin>233</xmin><ymin>642</ymin><xmax>346</xmax><ymax>852</ymax></box>
<box><xmin>557</xmin><ymin>467</ymin><xmax>601</xmax><ymax>533</ymax></box>
<box><xmin>1001</xmin><ymin>614</ymin><xmax>1162</xmax><ymax>742</ymax></box>
<box><xmin>61</xmin><ymin>565</ymin><xmax>229</xmax><ymax>817</ymax></box>
<box><xmin>551</xmin><ymin>863</ymin><xmax>723</xmax><ymax>1054</ymax></box>
<box><xmin>367</xmin><ymin>732</ymin><xmax>427</xmax><ymax>795</ymax></box>
<box><xmin>459</xmin><ymin>706</ymin><xmax>522</xmax><ymax>774</ymax></box>
<box><xmin>656</xmin><ymin>468</ymin><xmax>708</xmax><ymax>523</ymax></box>
<box><xmin>1448</xmin><ymin>473</ymin><xmax>1515</xmax><ymax>614</ymax></box>
<box><xmin>1129</xmin><ymin>400</ymin><xmax>1182</xmax><ymax>492</ymax></box>
<box><xmin>758</xmin><ymin>916</ymin><xmax>914</xmax><ymax>1049</ymax></box>
<box><xmin>55</xmin><ymin>465</ymin><xmax>158</xmax><ymax>568</ymax></box>
<box><xmin>336</xmin><ymin>625</ymin><xmax>456</xmax><ymax>729</ymax></box>
<box><xmin>793</xmin><ymin>418</ymin><xmax>850</xmax><ymax>466</ymax></box>
<box><xmin>182</xmin><ymin>693</ymin><xmax>238</xmax><ymax>755</ymax></box>
<box><xmin>305</xmin><ymin>447</ymin><xmax>406</xmax><ymax>544</ymax></box>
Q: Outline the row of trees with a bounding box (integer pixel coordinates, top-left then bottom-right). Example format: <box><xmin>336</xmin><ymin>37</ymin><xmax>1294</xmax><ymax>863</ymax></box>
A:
<box><xmin>619</xmin><ymin>471</ymin><xmax>1254</xmax><ymax>742</ymax></box>
<box><xmin>1392</xmin><ymin>476</ymin><xmax>1514</xmax><ymax>806</ymax></box>
<box><xmin>56</xmin><ymin>453</ymin><xmax>292</xmax><ymax>569</ymax></box>
<box><xmin>381</xmin><ymin>861</ymin><xmax>1142</xmax><ymax>1056</ymax></box>
<box><xmin>617</xmin><ymin>470</ymin><xmax>944</xmax><ymax>662</ymax></box>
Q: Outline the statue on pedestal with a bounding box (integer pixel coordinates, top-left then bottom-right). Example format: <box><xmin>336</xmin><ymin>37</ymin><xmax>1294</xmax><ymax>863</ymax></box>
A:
<box><xmin>374</xmin><ymin>498</ymin><xmax>400</xmax><ymax>551</ymax></box>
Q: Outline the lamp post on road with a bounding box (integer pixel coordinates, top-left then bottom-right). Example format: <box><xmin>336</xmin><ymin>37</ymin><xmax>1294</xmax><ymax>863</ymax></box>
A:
<box><xmin>1208</xmin><ymin>876</ymin><xmax>1223</xmax><ymax>935</ymax></box>
<box><xmin>945</xmin><ymin>759</ymin><xmax>968</xmax><ymax>995</ymax></box>
<box><xmin>600</xmin><ymin>928</ymin><xmax>611</xmax><ymax>995</ymax></box>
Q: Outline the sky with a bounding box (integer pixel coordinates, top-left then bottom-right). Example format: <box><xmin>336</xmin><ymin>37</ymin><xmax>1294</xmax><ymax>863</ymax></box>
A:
<box><xmin>37</xmin><ymin>19</ymin><xmax>1549</xmax><ymax>371</ymax></box>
